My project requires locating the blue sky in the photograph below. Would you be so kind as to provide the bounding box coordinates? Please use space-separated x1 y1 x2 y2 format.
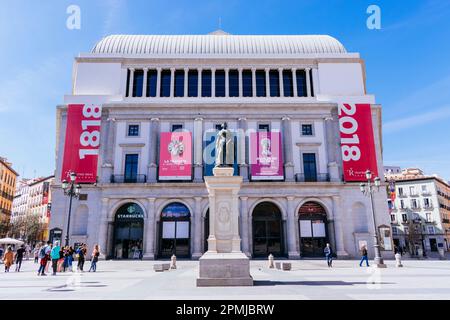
0 0 449 180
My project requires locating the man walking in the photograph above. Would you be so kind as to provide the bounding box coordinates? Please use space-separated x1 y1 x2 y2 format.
15 245 26 272
324 243 333 267
359 245 370 267
37 242 51 276
50 241 61 276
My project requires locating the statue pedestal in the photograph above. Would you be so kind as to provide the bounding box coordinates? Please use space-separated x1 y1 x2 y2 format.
197 167 253 287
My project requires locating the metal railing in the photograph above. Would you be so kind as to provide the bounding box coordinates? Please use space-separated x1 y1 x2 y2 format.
295 173 330 182
110 174 147 183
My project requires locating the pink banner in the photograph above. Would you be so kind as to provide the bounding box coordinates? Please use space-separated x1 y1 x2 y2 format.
338 103 379 181
250 132 283 180
61 104 102 183
158 132 192 180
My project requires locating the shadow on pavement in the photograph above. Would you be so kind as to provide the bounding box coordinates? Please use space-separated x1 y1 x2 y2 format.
254 280 395 286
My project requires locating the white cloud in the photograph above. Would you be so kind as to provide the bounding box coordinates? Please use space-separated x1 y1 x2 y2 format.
383 106 450 134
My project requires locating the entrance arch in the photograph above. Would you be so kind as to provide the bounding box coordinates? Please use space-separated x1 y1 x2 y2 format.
298 201 329 257
158 202 191 258
113 203 144 259
252 202 285 257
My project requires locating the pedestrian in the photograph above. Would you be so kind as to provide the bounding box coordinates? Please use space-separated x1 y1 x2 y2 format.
3 247 14 272
77 243 86 272
57 246 65 272
33 244 40 263
14 244 26 272
37 242 51 276
324 243 333 267
50 241 61 276
89 245 100 272
359 245 369 267
399 246 404 256
68 246 74 271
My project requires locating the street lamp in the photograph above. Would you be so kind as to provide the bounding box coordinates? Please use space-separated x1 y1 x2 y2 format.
360 169 387 268
62 171 81 247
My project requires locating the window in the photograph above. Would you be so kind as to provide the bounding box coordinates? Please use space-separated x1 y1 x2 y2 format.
390 214 396 222
400 200 405 209
282 70 293 97
242 70 253 97
126 69 131 97
147 69 157 97
296 70 307 97
398 187 404 196
302 124 313 136
171 124 183 132
215 70 225 97
427 226 435 234
174 70 185 97
404 226 409 234
303 153 317 182
392 226 398 235
411 199 418 209
124 154 138 182
409 186 416 196
402 213 408 222
258 124 270 132
127 125 139 137
228 70 239 97
424 198 430 208
188 70 198 97
421 185 427 192
255 70 266 97
160 70 171 97
269 70 280 97
426 212 432 222
309 69 314 97
201 70 212 97
132 69 144 97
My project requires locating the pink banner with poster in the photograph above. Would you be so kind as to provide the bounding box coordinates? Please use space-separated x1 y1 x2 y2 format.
158 132 192 180
250 132 283 180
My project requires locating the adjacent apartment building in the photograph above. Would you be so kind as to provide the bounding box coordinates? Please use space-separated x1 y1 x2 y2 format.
50 32 392 260
0 157 19 230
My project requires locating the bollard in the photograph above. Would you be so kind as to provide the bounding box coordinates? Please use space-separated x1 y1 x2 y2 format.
395 253 403 267
268 254 274 268
170 254 177 269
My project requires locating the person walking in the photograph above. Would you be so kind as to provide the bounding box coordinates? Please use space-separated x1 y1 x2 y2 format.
14 244 26 272
3 247 14 272
324 243 333 267
37 242 51 276
359 245 370 267
33 245 40 263
50 241 61 276
77 244 86 272
88 245 100 272
68 246 74 271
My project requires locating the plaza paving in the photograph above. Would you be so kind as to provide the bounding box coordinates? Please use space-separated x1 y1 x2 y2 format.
0 258 449 300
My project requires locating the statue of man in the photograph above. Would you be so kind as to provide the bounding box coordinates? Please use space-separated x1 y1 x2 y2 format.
215 122 234 167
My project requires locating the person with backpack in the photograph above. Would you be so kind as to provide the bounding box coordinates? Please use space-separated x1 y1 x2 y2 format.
14 244 26 272
88 245 100 272
323 243 333 267
359 245 370 267
37 242 51 276
50 241 61 276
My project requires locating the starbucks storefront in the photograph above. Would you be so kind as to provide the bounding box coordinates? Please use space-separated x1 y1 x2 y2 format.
113 203 144 259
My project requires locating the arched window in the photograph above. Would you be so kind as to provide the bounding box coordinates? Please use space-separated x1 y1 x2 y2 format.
113 203 144 260
252 202 285 257
159 202 191 258
299 201 329 257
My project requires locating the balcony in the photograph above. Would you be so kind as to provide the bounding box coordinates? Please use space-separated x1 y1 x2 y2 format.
398 193 407 198
422 191 432 196
110 174 147 183
295 173 330 182
423 205 434 210
410 193 420 198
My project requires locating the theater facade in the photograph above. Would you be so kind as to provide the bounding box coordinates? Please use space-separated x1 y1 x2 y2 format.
50 32 393 260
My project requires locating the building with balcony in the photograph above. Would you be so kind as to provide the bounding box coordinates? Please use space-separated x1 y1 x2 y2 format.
0 157 19 232
386 168 450 254
50 32 391 260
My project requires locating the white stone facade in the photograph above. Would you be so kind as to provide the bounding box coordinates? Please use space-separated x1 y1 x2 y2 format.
49 33 392 260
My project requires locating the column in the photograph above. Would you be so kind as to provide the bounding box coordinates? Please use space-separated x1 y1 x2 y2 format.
265 68 270 97
278 68 284 97
194 117 204 182
128 68 135 98
142 68 148 97
105 222 114 259
192 197 203 259
156 68 161 98
292 68 298 97
238 117 248 182
282 116 295 182
143 198 156 259
97 198 109 259
225 68 229 97
240 196 250 256
170 67 175 98
198 68 202 98
305 67 311 97
148 118 160 183
211 68 216 97
286 196 300 259
184 68 189 97
251 68 256 97
101 116 115 183
238 68 243 97
332 196 349 257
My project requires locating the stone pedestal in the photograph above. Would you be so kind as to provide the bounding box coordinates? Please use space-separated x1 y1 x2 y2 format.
197 167 253 287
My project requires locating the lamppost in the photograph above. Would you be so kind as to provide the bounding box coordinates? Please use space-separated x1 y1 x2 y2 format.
360 169 387 268
62 172 81 247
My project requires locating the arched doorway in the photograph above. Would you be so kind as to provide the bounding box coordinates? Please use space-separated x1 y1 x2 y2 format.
252 202 285 258
113 203 144 259
159 202 191 259
298 201 329 257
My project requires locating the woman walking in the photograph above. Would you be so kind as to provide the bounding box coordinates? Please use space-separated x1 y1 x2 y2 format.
3 247 14 272
88 245 100 272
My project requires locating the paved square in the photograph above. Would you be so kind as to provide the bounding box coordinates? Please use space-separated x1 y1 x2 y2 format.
1 259 449 300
